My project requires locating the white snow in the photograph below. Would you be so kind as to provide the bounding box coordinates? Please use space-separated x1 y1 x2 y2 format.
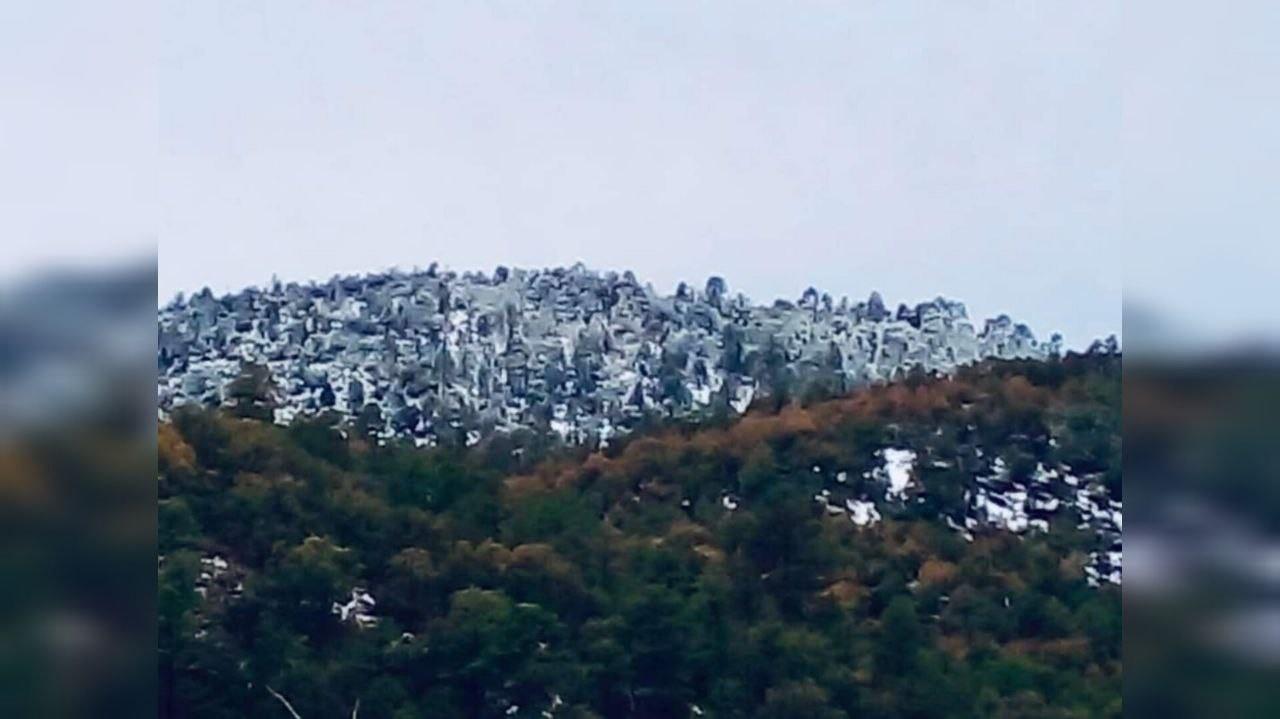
974 488 1030 533
332 587 378 628
877 448 917 500
846 498 882 527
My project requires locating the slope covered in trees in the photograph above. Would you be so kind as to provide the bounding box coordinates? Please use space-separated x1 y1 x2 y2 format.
159 355 1120 718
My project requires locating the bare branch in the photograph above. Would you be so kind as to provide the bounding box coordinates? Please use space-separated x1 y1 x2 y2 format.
265 685 303 719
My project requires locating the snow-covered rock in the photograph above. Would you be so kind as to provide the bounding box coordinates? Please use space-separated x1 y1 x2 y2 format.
158 265 1053 446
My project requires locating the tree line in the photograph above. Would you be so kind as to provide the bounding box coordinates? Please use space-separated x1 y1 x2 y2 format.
160 355 1120 718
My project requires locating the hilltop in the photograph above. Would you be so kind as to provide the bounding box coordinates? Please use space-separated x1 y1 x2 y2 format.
158 264 1066 447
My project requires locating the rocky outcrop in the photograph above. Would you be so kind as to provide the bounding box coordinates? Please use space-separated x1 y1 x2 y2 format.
158 264 1056 445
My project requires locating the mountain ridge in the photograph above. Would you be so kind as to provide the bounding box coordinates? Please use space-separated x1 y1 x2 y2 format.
158 263 1072 447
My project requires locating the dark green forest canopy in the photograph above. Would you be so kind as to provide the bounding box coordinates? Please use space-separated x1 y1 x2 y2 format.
159 356 1121 719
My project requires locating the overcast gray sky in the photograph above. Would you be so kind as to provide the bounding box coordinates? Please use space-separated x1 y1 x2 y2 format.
3 1 156 279
12 3 1280 349
154 2 1124 348
1123 2 1280 346
9 1 1280 350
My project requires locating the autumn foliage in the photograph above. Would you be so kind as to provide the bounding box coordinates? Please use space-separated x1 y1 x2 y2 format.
160 356 1120 718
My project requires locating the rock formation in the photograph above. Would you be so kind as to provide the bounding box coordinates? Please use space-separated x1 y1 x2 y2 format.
158 264 1058 446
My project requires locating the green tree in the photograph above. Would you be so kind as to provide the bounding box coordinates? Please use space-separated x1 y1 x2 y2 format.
759 680 847 719
226 362 277 421
877 596 924 676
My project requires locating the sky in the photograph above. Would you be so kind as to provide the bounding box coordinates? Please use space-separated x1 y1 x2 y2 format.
155 2 1122 348
17 3 1279 350
1122 2 1280 346
2 1 156 279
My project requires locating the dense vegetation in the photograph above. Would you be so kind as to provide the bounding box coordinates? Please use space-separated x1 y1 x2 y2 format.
159 356 1120 718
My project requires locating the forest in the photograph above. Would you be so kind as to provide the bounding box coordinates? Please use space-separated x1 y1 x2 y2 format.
159 355 1121 718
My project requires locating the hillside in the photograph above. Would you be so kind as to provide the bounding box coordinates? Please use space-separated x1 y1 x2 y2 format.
159 354 1120 718
158 265 1064 447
